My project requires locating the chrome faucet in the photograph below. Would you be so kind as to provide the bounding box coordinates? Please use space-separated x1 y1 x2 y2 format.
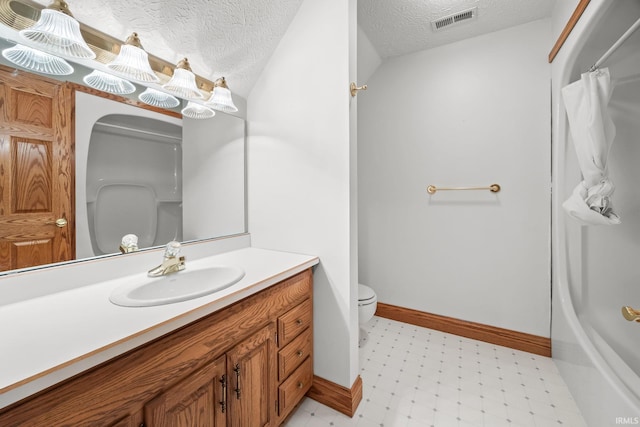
148 241 186 277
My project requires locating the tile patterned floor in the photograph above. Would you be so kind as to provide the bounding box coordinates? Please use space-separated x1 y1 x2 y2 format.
284 316 586 427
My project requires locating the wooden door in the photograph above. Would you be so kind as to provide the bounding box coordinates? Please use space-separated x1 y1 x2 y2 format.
0 65 74 272
227 323 277 427
144 354 227 427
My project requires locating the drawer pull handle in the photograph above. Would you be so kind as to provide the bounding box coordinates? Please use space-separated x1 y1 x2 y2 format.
296 319 303 326
297 381 304 389
219 374 227 413
297 350 304 357
233 364 241 399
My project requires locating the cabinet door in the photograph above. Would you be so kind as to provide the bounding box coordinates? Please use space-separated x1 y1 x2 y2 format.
144 354 227 427
109 413 142 427
227 323 277 427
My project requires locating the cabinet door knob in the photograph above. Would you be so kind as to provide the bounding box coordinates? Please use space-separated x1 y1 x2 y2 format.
297 350 304 357
296 319 303 326
297 382 304 389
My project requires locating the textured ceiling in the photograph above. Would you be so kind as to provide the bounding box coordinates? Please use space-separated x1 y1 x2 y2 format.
359 0 555 59
33 0 304 98
30 0 554 99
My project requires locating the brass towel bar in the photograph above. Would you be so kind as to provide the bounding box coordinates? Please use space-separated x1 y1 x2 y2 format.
426 184 501 195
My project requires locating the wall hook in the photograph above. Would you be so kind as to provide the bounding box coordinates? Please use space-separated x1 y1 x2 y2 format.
350 82 367 97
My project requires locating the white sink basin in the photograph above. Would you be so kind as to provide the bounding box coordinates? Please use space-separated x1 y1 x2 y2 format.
109 265 245 307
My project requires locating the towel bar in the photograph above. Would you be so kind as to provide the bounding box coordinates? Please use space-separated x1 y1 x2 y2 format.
426 184 501 195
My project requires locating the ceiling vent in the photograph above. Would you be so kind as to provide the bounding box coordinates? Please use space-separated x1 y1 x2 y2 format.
431 7 478 31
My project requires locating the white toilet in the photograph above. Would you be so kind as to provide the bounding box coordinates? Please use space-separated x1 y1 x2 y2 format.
358 284 378 324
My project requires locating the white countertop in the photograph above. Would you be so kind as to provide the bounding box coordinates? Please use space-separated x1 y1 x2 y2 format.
0 247 318 409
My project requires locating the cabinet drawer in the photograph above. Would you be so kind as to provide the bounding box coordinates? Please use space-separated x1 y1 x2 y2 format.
278 356 313 418
278 327 312 382
278 298 312 348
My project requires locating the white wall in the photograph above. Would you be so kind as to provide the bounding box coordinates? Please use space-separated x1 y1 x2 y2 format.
247 0 358 388
183 113 246 240
357 26 382 84
348 0 359 385
551 0 581 49
358 19 552 337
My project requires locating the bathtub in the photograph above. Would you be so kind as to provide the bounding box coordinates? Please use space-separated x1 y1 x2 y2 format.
552 0 640 425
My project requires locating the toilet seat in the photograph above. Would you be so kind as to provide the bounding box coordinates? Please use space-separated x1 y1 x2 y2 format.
358 284 377 306
359 297 376 306
358 284 377 326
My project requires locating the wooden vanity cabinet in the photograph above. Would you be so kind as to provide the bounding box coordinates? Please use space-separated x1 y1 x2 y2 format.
275 298 313 422
226 323 277 427
144 353 227 427
0 269 313 427
145 323 277 427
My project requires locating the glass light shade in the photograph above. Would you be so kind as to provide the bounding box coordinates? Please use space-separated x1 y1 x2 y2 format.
138 88 180 108
107 44 159 83
83 70 136 95
181 101 215 119
2 44 73 75
205 85 238 113
19 9 95 60
163 67 203 99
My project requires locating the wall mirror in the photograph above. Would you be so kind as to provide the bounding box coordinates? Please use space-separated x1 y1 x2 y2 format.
0 32 247 274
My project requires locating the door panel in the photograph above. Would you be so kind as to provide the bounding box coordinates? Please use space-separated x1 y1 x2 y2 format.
0 66 74 271
13 137 52 212
11 87 53 127
227 323 276 427
144 354 227 427
13 239 53 269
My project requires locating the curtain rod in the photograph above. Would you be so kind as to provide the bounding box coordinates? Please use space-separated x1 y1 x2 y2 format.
589 15 640 72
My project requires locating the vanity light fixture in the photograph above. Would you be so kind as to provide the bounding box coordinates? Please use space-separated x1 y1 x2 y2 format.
83 69 136 95
107 32 159 83
138 87 180 109
181 101 215 119
0 0 242 113
19 0 95 60
163 58 204 99
2 43 73 75
205 77 238 113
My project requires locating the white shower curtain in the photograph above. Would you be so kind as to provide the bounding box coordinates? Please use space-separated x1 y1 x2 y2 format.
562 67 620 225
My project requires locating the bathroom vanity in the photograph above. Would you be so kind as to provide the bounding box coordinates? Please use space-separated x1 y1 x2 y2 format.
0 246 318 426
